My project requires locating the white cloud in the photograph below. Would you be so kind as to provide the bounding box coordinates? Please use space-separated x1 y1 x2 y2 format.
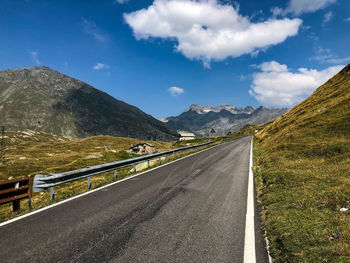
323 11 333 25
168 86 184 96
113 0 129 4
271 7 284 17
326 57 350 64
239 74 248 81
311 55 350 65
81 17 108 42
273 0 336 16
344 17 350 22
310 46 350 65
124 0 302 66
249 61 343 106
258 60 288 72
93 63 110 70
30 51 40 65
310 54 333 62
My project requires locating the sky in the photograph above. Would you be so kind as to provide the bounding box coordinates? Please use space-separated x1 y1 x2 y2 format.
0 0 349 118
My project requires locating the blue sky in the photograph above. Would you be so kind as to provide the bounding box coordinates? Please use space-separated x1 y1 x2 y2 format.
0 0 349 118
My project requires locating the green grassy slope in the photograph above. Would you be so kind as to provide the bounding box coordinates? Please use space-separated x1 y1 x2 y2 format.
255 64 350 261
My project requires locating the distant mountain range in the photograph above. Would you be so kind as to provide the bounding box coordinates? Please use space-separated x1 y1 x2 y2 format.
163 104 289 137
0 66 178 141
183 104 255 115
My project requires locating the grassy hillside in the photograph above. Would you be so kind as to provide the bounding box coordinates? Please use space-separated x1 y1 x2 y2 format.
255 64 350 261
227 122 271 137
0 130 173 181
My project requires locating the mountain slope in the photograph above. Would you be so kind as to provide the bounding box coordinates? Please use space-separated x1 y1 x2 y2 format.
0 66 178 141
165 104 288 137
254 64 350 261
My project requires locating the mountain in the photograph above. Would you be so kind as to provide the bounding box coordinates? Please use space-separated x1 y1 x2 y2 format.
0 66 178 141
183 104 255 115
164 104 288 137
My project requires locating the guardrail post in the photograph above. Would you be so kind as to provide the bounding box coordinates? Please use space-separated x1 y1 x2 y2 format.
114 169 117 180
88 176 92 189
13 200 20 212
147 160 150 168
28 197 32 210
133 164 136 173
50 186 55 200
168 155 170 161
158 157 161 165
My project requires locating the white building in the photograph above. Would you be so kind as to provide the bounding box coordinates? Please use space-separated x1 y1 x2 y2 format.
178 131 195 141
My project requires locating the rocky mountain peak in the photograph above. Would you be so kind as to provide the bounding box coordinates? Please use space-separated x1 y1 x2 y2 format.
185 104 256 115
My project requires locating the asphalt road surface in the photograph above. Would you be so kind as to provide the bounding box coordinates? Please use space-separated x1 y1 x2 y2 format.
0 136 268 262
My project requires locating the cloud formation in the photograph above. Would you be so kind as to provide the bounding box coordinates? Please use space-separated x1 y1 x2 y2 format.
124 0 302 65
323 11 333 25
93 63 110 70
249 61 343 106
326 57 350 64
310 46 350 65
168 86 184 96
113 0 129 4
82 17 108 42
272 0 336 16
30 51 40 65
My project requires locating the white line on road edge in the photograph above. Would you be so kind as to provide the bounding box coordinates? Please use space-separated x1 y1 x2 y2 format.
0 140 236 227
265 230 273 263
244 137 256 263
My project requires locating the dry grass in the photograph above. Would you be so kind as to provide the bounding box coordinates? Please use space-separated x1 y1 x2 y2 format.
0 130 173 180
254 65 350 262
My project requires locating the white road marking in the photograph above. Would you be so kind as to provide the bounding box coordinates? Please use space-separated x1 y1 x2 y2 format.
244 137 256 263
265 230 273 263
0 140 233 227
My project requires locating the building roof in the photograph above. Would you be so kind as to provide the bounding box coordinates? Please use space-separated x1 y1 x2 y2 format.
178 131 195 137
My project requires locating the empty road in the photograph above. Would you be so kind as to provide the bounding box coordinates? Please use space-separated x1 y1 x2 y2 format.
0 137 268 262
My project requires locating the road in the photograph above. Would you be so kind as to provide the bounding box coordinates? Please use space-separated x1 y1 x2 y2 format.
0 137 268 262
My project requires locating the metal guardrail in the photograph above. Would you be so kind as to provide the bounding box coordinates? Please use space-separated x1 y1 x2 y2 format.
33 141 215 200
0 177 32 211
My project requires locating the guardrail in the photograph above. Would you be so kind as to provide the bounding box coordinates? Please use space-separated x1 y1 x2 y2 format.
33 140 215 200
0 177 32 211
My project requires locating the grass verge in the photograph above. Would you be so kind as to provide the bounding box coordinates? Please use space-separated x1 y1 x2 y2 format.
254 138 350 262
